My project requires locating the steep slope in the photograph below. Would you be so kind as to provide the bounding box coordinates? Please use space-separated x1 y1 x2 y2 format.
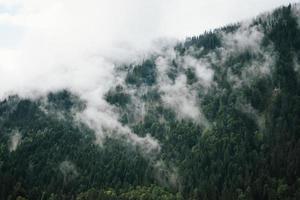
1 4 300 200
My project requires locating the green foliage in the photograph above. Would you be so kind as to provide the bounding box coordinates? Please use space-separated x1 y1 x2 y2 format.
1 4 300 200
184 31 222 53
0 96 155 199
126 60 157 86
76 185 180 200
105 85 131 107
185 68 198 85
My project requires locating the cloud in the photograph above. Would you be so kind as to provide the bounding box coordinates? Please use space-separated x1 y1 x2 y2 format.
0 0 295 156
155 48 213 124
59 160 79 184
160 74 200 120
154 160 180 190
0 0 164 154
220 23 275 88
9 130 21 152
222 23 264 53
181 55 214 87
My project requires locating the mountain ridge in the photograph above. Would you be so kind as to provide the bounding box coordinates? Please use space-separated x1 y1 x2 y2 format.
1 3 300 200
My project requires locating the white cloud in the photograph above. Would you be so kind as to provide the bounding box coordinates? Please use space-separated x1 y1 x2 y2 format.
59 160 79 184
160 75 200 120
154 47 213 123
222 23 264 53
0 0 164 153
181 55 214 87
0 0 295 152
9 130 21 152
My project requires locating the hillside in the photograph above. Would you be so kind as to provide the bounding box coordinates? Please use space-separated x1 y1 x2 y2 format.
1 4 300 200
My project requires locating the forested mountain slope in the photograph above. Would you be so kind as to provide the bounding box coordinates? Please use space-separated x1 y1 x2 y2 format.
1 4 300 200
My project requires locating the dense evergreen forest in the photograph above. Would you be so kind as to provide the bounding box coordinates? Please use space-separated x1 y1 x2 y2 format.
1 4 300 200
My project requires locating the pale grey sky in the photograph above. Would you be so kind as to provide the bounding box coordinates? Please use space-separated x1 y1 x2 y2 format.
0 0 297 147
0 0 298 49
0 0 297 99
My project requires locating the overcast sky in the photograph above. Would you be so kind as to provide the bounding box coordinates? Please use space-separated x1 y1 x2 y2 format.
0 0 298 99
0 0 298 49
0 0 298 145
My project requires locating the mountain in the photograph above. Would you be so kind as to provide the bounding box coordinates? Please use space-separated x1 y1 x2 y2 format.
1 3 300 200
